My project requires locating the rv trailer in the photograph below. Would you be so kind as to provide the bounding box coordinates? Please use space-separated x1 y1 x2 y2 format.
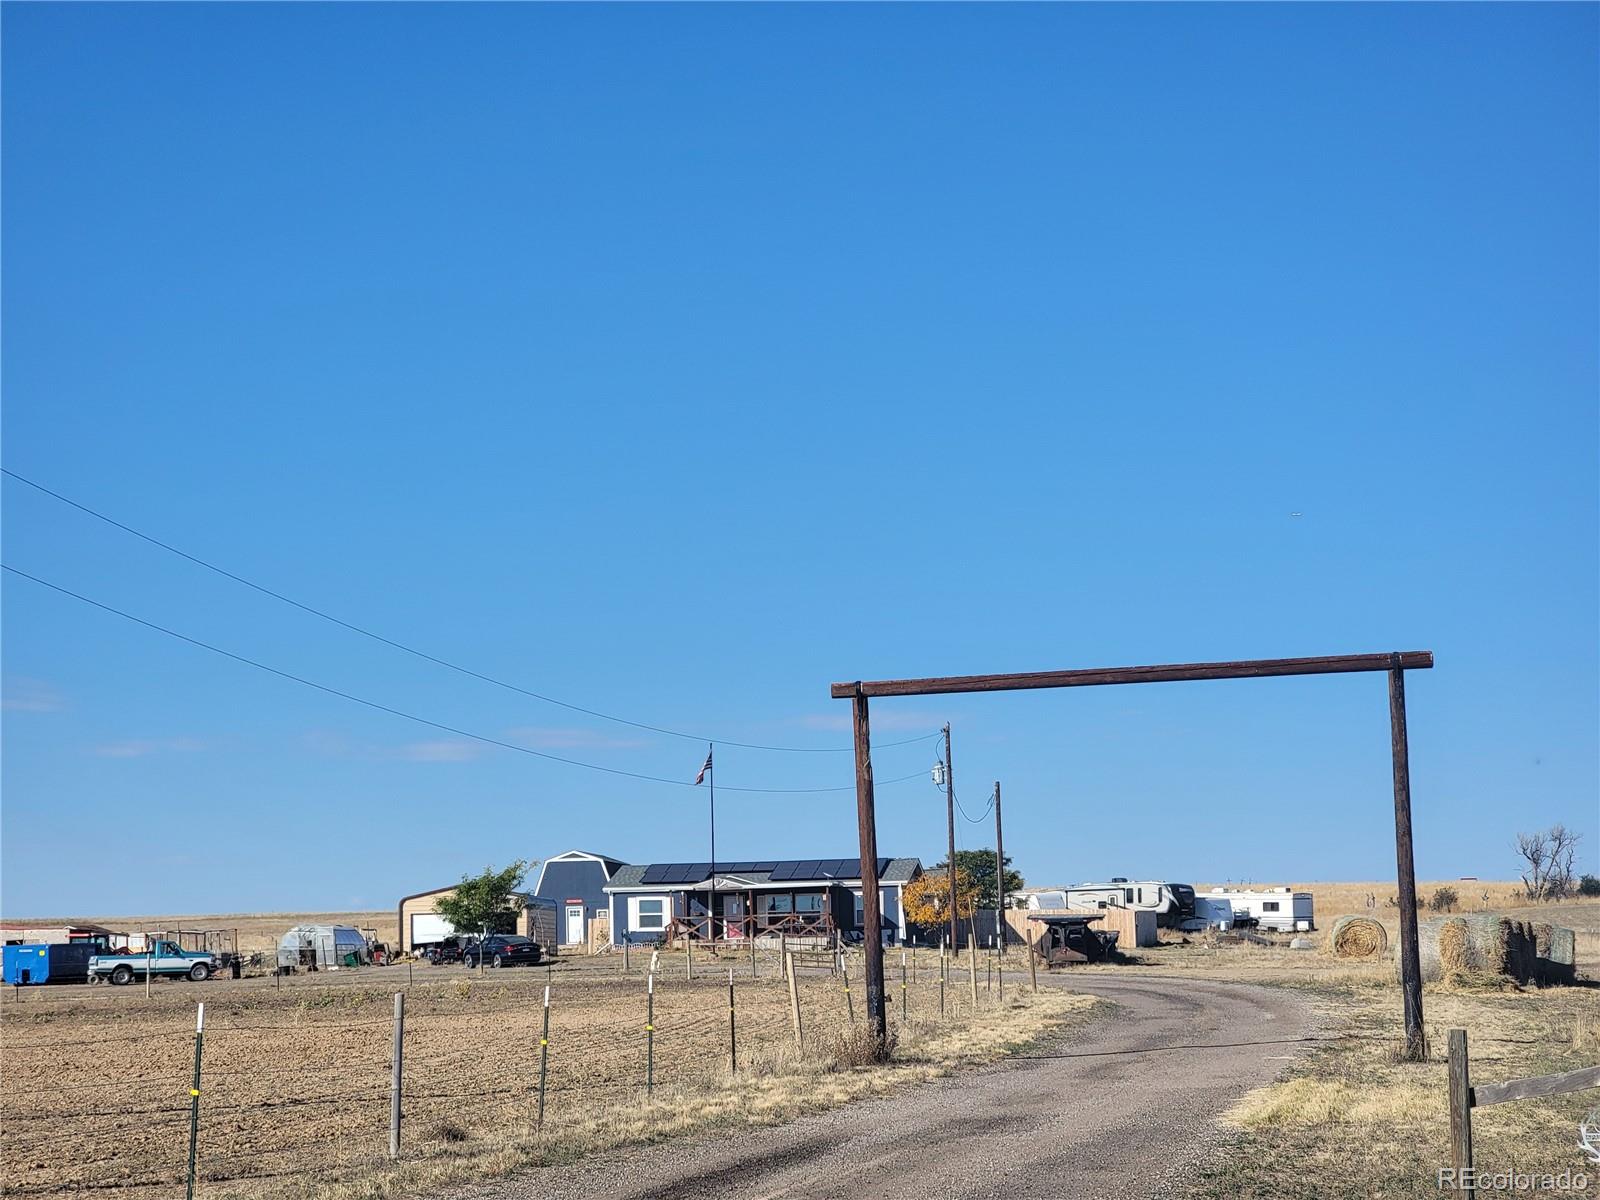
1061 879 1197 929
1206 887 1314 932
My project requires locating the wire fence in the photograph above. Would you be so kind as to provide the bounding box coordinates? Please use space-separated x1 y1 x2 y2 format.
2 944 1027 1199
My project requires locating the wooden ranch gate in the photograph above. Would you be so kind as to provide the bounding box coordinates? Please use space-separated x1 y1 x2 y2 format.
832 651 1435 1058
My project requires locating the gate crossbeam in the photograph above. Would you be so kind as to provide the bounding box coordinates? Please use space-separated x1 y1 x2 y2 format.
833 650 1434 1060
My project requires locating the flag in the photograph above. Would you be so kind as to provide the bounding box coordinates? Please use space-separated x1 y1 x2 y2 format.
694 747 713 785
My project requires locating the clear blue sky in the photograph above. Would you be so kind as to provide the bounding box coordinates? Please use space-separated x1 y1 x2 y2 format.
3 4 1595 917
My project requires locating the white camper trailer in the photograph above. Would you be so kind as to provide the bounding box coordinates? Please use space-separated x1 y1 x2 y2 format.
1183 896 1234 932
1024 891 1069 911
1062 879 1197 929
1207 887 1314 932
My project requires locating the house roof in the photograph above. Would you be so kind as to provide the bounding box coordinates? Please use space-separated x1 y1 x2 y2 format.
606 857 921 891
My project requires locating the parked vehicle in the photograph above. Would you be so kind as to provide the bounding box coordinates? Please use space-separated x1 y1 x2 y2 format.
1206 887 1314 932
461 935 543 968
1061 879 1197 928
422 936 467 965
89 940 216 985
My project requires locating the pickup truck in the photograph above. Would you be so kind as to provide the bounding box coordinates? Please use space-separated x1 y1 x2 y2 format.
89 940 216 985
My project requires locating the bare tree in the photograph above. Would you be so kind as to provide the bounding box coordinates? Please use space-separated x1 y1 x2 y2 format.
1515 825 1583 902
1546 824 1581 900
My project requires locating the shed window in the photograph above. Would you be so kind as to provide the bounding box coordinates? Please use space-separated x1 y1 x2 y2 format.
631 898 667 930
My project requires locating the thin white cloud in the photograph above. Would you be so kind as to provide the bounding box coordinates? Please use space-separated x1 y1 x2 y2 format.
92 737 206 759
3 677 66 713
301 730 484 763
506 727 651 750
398 740 482 763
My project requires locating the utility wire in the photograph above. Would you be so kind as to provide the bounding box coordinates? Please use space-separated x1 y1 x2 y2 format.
955 786 995 824
1 468 936 754
1 564 925 795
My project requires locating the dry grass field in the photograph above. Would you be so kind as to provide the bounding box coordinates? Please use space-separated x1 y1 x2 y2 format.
0 948 1093 1200
16 912 399 957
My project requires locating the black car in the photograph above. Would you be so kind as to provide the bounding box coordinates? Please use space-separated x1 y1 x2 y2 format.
461 935 543 968
422 936 467 965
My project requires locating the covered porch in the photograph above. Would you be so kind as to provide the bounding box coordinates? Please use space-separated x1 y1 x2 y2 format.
663 878 855 946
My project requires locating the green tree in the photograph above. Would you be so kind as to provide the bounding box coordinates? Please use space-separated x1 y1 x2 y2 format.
930 849 1024 909
434 861 530 936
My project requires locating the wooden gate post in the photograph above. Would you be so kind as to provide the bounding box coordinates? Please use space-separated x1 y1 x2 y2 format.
848 686 889 1054
1389 656 1426 1060
1447 1028 1474 1197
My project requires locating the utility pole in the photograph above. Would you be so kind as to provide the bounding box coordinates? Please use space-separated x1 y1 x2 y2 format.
993 780 1007 951
943 724 959 955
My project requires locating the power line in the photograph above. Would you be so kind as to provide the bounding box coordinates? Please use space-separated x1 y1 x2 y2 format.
954 786 994 824
1 564 926 795
1 468 936 754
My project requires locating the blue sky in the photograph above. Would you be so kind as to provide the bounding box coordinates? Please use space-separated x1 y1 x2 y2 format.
3 4 1595 916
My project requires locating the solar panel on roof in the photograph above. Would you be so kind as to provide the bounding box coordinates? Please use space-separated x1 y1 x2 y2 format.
640 864 672 884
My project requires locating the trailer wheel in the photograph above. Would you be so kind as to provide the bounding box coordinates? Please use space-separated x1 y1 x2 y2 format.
110 964 134 986
188 962 211 981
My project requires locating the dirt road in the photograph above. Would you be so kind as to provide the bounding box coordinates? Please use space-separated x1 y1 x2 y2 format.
457 974 1319 1200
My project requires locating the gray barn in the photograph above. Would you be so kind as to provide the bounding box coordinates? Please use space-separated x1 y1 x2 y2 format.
533 850 628 949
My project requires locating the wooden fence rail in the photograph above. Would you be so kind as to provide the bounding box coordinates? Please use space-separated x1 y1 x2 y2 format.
1446 1027 1600 1199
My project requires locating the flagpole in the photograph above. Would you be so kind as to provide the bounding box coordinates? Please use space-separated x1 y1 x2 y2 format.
708 743 716 943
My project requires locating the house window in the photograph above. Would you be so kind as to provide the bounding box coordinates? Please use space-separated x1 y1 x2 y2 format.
1263 901 1280 913
795 893 824 913
631 897 667 930
766 894 793 914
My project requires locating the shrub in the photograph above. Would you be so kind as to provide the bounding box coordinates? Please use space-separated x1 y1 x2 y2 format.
1428 886 1459 913
1578 874 1600 898
831 1023 898 1067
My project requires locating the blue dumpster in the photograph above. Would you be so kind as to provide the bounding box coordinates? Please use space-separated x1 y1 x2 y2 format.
3 942 94 985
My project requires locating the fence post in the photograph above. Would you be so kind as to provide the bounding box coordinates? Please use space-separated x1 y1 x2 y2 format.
185 1003 204 1200
646 973 655 1095
900 950 908 1023
1448 1028 1475 1198
686 933 693 981
785 951 803 1047
997 940 1004 1000
389 992 404 1158
842 964 856 1024
536 985 551 1133
750 931 757 978
968 932 979 1009
1029 933 1038 993
623 938 630 973
727 968 737 1074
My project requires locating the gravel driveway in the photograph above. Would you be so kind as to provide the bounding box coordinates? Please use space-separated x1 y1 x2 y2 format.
454 973 1318 1200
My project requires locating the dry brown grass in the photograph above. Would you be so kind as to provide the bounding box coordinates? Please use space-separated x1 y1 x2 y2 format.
1198 980 1600 1198
0 953 1095 1200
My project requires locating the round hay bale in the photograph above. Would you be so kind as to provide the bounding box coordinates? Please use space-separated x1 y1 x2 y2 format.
1438 918 1473 976
1330 915 1388 959
1406 913 1537 983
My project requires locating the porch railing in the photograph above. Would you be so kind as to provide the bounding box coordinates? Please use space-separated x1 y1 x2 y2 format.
666 912 837 944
